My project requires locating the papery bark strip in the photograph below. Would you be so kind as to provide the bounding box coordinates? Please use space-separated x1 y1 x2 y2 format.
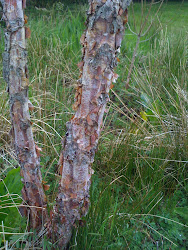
50 0 131 247
1 0 48 229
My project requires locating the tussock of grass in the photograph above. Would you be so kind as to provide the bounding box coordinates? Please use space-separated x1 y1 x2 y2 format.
0 1 187 249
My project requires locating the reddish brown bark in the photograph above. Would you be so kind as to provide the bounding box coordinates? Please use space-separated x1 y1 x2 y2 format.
2 0 131 246
49 0 131 247
1 0 48 229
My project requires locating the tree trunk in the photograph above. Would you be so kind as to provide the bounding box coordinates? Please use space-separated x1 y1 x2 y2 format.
1 0 48 229
50 0 131 247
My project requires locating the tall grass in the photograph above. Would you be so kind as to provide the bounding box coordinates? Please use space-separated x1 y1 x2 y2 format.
0 2 187 248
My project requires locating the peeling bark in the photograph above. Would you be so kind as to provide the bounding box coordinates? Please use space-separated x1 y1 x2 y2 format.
50 0 131 247
1 0 48 229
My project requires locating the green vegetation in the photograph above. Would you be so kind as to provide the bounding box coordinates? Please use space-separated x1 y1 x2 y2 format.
0 1 187 249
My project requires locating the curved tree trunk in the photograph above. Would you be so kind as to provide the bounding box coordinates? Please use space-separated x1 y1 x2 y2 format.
1 0 48 229
50 0 131 247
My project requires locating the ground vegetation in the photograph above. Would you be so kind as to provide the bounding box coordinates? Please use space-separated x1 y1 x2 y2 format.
0 1 187 249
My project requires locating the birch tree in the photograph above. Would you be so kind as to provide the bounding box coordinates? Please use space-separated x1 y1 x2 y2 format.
1 0 47 228
50 0 131 247
1 0 132 248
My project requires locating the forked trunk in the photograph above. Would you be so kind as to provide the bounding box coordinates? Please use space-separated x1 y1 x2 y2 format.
50 0 131 247
1 0 48 229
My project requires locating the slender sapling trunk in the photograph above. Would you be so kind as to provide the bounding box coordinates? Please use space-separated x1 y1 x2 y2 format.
1 0 48 229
